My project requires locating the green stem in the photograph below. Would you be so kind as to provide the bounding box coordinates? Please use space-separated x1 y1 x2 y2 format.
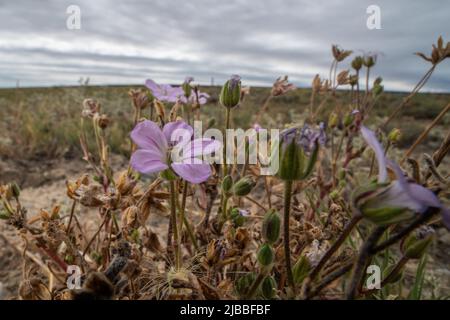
283 180 295 293
169 180 181 270
223 107 231 177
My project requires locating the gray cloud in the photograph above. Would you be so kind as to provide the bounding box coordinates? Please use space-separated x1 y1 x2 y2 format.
0 0 449 91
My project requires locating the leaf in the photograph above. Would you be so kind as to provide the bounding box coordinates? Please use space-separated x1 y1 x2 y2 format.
408 254 428 300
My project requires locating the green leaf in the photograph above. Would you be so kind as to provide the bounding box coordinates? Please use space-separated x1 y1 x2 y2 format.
408 255 428 300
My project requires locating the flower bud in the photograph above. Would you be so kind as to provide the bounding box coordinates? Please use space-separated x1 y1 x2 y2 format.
388 128 401 144
292 255 311 285
232 176 255 197
401 226 434 259
220 75 241 108
351 56 363 71
363 55 376 68
229 208 247 228
8 182 20 198
353 184 416 225
235 272 256 297
257 243 274 267
222 175 233 194
182 77 194 98
261 276 277 299
262 209 281 244
372 84 384 97
279 136 305 181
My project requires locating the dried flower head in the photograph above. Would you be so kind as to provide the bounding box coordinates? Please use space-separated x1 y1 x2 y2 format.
271 75 296 96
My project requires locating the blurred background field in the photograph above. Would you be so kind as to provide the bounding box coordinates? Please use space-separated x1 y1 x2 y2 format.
1 85 449 162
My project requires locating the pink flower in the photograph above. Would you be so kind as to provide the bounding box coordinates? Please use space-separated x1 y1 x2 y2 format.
130 120 221 184
145 79 184 103
360 126 449 228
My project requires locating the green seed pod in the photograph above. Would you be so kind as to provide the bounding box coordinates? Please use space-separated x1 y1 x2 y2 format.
261 276 277 299
292 255 311 285
220 75 241 108
262 210 281 244
257 243 274 267
232 176 255 197
222 175 233 194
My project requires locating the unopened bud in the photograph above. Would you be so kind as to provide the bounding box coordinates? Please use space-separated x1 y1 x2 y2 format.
229 208 247 228
261 276 277 299
232 176 255 197
292 255 311 284
222 175 233 194
351 56 363 71
262 209 281 244
257 243 274 267
220 75 241 108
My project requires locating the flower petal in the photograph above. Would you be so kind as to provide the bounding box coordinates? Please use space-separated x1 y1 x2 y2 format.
361 126 387 182
171 162 212 184
162 121 193 145
130 120 168 153
180 138 221 160
130 149 168 174
145 79 160 94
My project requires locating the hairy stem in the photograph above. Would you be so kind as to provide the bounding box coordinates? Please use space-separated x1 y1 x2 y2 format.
283 180 295 292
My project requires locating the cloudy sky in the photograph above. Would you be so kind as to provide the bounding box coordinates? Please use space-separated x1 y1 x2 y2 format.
1 0 449 91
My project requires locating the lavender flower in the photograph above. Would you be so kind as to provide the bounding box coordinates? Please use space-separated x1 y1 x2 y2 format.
145 79 184 103
358 126 449 228
130 120 220 184
281 123 326 153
